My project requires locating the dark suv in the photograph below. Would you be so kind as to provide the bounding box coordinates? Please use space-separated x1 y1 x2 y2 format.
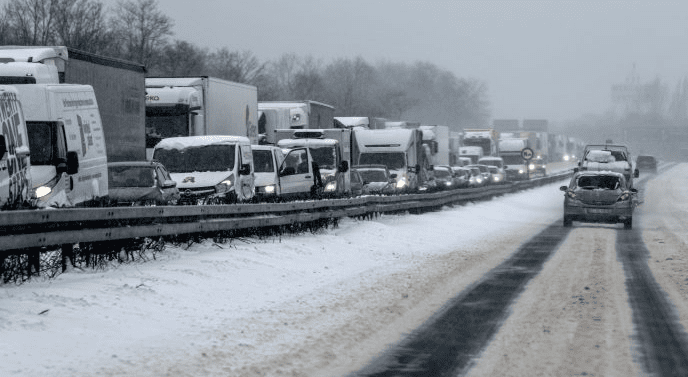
636 155 657 173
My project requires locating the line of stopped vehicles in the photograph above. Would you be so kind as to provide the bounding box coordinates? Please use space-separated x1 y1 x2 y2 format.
0 45 657 214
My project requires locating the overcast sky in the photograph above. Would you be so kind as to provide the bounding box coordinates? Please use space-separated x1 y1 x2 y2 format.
10 0 688 123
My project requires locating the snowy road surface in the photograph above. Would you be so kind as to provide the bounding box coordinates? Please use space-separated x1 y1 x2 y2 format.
2 164 688 376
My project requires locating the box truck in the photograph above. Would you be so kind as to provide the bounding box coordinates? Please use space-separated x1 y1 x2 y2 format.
0 46 146 162
258 101 335 144
145 77 259 158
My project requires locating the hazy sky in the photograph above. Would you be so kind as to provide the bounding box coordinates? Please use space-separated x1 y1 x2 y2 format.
11 0 688 123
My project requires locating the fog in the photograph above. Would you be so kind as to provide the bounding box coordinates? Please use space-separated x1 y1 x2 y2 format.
127 0 688 124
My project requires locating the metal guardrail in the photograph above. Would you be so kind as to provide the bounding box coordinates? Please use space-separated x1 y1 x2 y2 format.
0 171 572 254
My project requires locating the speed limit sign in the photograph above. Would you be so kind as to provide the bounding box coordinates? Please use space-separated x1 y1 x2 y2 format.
521 147 534 160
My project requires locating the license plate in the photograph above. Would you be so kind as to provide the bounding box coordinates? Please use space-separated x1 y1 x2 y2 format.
588 208 611 214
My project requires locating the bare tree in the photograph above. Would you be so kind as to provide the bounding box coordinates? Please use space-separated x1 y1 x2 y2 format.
152 40 208 77
323 56 377 116
206 48 266 85
109 0 173 67
1 0 59 45
52 0 111 54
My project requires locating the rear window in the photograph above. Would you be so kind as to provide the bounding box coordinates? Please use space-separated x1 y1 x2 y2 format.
637 156 656 163
576 175 622 190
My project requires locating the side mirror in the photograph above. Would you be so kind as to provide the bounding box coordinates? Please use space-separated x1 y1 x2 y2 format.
162 180 177 188
66 151 79 175
390 173 397 179
634 168 639 178
630 188 638 193
573 167 579 173
338 160 349 173
239 163 251 176
559 185 568 191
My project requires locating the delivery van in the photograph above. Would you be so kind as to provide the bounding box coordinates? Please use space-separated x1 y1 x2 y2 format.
0 86 32 209
152 135 255 204
14 84 108 208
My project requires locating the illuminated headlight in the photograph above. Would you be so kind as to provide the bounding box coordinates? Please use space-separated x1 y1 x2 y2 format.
563 155 570 161
476 177 483 183
445 181 452 186
493 176 501 182
264 184 276 194
617 192 631 202
418 185 428 191
215 178 233 193
518 169 525 174
529 163 535 170
396 177 407 189
34 186 52 198
324 181 337 192
566 191 577 199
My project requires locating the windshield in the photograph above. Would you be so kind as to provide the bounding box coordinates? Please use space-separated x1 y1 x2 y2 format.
145 114 188 148
359 152 406 170
252 150 275 173
109 166 155 188
501 155 524 165
433 169 451 178
577 175 622 190
309 146 337 170
153 145 236 173
359 169 388 182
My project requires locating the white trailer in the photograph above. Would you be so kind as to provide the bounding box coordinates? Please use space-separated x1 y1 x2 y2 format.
145 77 258 158
258 101 335 144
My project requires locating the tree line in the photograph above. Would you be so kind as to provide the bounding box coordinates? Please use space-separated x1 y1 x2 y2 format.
0 0 490 131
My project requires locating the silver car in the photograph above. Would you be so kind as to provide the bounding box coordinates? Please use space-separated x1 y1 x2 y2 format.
560 171 637 229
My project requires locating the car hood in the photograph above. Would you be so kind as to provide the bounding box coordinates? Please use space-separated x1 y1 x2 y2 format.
108 187 175 204
575 188 622 205
169 171 232 189
363 181 391 193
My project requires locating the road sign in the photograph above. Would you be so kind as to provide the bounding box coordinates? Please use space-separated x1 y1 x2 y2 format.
521 147 534 160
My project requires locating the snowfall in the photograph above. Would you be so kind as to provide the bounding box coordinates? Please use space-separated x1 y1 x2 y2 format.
0 180 568 376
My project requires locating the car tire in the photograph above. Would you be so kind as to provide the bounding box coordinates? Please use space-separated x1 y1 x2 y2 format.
563 215 572 227
624 217 633 230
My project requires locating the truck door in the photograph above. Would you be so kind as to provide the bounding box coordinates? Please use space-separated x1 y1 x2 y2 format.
279 148 313 198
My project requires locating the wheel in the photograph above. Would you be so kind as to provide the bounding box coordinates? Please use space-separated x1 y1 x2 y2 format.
624 217 633 229
563 215 572 227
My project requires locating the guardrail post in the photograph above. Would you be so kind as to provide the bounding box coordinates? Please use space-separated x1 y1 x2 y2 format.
61 244 74 272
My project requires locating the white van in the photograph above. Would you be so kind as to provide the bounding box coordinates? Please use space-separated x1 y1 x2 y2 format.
14 84 108 208
152 136 255 204
0 86 32 210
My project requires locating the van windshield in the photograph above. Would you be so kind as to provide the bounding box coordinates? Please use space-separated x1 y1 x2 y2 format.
252 149 275 173
309 146 336 170
153 145 236 173
359 152 406 170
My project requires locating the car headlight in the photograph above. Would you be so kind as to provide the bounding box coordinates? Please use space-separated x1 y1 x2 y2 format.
215 177 234 194
529 164 535 170
566 191 577 199
34 186 52 198
617 192 631 202
396 177 407 189
264 184 276 194
445 181 452 186
324 181 337 192
518 169 525 174
493 176 501 182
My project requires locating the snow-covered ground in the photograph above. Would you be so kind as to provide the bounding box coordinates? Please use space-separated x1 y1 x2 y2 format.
0 181 567 376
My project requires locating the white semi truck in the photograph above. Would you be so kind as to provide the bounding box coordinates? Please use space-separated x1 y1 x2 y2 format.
145 77 258 158
353 128 431 193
